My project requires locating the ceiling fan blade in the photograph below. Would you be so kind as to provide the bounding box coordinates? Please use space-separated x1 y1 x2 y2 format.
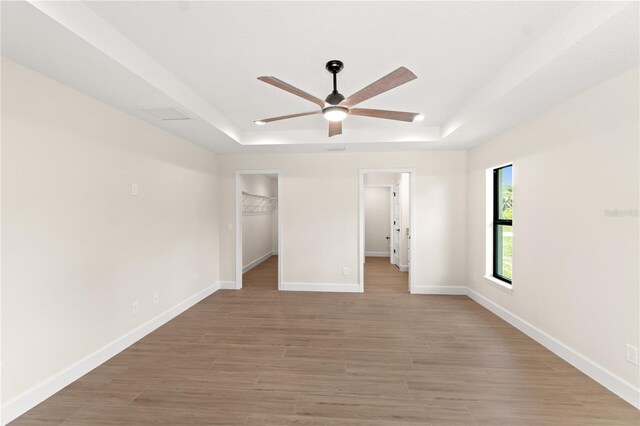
258 76 326 108
350 108 419 122
328 121 342 137
256 110 320 123
341 67 417 108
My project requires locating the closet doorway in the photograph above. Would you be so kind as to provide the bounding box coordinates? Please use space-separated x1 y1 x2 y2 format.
359 169 414 293
235 171 282 290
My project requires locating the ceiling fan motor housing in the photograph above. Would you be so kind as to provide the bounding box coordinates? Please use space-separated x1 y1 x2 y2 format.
325 92 345 105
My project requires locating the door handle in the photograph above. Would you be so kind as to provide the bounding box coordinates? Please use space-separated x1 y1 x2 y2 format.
396 229 400 232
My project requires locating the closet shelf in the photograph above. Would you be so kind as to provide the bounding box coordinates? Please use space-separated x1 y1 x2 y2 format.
242 191 278 213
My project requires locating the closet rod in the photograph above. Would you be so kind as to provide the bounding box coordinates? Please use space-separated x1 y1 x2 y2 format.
242 191 278 201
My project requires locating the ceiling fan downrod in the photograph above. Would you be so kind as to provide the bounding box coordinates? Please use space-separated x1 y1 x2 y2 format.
325 60 345 105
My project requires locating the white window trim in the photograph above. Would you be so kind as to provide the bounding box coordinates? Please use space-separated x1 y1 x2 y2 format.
483 275 514 294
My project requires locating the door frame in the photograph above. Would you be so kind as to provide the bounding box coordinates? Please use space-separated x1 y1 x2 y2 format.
236 170 282 290
359 169 416 293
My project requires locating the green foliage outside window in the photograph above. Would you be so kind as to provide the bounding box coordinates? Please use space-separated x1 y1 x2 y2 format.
502 185 512 220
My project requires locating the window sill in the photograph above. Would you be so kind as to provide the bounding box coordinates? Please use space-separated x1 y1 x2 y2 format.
483 276 513 294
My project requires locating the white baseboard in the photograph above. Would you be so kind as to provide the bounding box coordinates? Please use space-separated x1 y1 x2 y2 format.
411 285 467 295
271 250 278 255
466 288 640 410
0 282 220 425
282 282 361 293
242 251 273 273
365 251 390 257
399 264 409 272
219 281 238 290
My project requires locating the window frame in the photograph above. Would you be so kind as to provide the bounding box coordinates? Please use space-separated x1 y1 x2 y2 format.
493 165 512 284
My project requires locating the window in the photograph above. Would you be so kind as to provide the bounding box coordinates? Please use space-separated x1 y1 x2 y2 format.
493 165 512 284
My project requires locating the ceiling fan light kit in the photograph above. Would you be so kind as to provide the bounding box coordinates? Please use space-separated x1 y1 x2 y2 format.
255 60 420 137
323 106 348 122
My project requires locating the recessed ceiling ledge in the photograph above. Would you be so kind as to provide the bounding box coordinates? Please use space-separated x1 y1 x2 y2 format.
241 126 441 146
440 1 632 141
26 0 242 143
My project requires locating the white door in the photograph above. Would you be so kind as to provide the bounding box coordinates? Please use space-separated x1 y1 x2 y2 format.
392 183 401 267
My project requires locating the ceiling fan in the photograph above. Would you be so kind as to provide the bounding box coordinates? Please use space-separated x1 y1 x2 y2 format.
254 60 421 137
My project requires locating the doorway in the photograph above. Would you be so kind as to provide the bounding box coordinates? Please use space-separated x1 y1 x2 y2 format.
236 171 282 290
360 170 413 293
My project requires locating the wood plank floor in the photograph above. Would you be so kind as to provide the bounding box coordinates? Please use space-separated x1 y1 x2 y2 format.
244 256 278 289
12 260 638 425
363 256 407 293
242 256 408 293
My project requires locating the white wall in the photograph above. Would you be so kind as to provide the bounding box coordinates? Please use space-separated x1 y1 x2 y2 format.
364 187 390 256
218 152 467 291
241 174 277 271
1 59 220 407
467 68 639 395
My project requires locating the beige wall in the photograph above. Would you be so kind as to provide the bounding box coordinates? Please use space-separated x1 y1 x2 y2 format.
364 173 397 186
467 67 639 388
218 152 468 289
1 59 220 403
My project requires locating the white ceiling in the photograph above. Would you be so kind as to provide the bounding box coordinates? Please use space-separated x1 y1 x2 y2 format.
1 1 638 154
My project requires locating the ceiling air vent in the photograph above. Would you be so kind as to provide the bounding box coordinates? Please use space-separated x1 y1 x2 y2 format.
141 107 191 121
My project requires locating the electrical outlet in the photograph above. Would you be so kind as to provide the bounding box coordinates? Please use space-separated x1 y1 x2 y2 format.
194 274 200 283
227 223 233 231
132 302 139 315
626 344 638 365
342 267 349 276
153 293 159 304
131 183 138 196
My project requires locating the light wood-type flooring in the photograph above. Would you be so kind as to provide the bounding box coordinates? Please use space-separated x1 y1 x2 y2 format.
242 256 408 293
12 257 638 425
243 255 279 289
363 256 408 293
